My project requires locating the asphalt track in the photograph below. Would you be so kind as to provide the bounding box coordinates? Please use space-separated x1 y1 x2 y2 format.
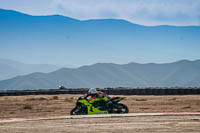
1 112 200 123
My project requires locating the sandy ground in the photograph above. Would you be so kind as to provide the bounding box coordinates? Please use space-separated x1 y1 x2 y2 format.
0 94 200 132
0 94 200 119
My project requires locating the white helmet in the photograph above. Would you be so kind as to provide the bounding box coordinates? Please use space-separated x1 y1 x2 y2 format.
88 88 98 94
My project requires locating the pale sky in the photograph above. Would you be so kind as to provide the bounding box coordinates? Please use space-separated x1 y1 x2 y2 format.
0 0 200 26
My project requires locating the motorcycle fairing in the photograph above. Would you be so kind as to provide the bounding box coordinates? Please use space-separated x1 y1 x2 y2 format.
77 97 108 115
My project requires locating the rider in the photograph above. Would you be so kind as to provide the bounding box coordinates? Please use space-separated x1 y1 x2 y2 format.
85 88 111 109
84 88 99 98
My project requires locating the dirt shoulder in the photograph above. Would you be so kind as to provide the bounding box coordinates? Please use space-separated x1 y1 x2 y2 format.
0 94 200 119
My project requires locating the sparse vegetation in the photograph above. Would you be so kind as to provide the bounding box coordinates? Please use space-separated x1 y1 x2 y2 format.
169 98 177 101
139 108 150 110
23 105 32 110
26 97 48 101
65 97 74 102
9 112 15 114
182 106 191 109
135 98 147 101
39 97 48 101
52 96 59 100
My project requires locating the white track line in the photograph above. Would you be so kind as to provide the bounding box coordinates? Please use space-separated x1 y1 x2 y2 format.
1 112 200 123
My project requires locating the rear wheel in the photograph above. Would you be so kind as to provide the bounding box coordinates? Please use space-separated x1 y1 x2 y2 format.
111 103 129 114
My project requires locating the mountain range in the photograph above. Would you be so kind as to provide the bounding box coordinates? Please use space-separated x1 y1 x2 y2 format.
1 9 200 90
1 8 200 66
0 58 63 81
0 59 200 90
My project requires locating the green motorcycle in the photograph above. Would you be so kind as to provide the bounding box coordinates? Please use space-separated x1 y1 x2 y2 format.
70 96 129 115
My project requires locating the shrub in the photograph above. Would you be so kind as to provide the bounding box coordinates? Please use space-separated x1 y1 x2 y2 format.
38 97 48 101
23 105 32 110
135 98 147 101
52 96 59 100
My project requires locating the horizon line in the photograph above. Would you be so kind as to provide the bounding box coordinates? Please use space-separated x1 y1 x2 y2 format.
1 58 199 68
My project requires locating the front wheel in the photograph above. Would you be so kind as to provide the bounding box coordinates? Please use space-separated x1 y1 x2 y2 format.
110 103 129 114
70 106 87 115
70 107 78 115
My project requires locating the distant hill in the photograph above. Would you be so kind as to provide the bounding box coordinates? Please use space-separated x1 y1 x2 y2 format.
0 58 61 80
0 60 200 90
0 9 200 65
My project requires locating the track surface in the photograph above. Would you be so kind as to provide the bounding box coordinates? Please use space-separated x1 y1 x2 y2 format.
1 112 200 123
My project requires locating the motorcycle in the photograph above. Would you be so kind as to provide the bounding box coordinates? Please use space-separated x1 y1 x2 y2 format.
70 95 129 115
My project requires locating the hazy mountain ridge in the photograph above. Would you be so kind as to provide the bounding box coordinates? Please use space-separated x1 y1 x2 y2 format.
0 60 200 90
0 58 61 80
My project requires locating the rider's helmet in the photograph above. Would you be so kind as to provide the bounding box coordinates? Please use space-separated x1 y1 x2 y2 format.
88 88 98 94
